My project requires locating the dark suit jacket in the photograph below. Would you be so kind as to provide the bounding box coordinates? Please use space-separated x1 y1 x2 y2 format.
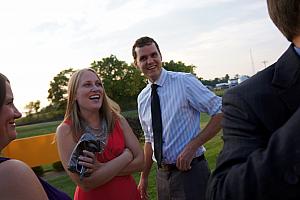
206 44 300 200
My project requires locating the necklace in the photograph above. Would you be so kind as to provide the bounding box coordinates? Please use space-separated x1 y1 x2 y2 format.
86 125 103 137
88 126 101 132
84 119 108 144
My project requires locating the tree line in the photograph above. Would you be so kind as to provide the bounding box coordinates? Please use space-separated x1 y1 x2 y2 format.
21 55 232 125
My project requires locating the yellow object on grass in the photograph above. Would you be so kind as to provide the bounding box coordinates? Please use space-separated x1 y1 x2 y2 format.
2 133 60 167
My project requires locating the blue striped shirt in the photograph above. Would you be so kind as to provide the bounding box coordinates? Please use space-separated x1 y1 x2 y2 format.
137 68 222 164
294 45 300 56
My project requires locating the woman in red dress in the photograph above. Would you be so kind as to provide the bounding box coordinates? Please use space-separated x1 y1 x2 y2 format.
56 68 144 200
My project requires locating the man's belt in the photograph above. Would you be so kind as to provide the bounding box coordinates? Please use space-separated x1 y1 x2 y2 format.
159 154 205 171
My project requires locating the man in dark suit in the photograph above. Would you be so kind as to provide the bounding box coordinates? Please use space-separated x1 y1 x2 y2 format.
206 0 300 199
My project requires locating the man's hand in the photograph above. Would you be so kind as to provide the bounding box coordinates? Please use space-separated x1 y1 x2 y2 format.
176 142 197 171
176 113 222 171
138 177 149 200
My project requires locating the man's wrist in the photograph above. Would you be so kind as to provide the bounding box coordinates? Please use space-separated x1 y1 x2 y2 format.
140 172 149 180
188 139 201 152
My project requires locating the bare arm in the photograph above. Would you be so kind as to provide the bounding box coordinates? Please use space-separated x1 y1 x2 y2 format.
56 123 133 191
0 159 48 200
117 116 144 175
176 112 223 171
138 142 153 200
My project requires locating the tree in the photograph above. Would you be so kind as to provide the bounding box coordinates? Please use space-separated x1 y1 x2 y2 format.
47 68 74 110
24 102 34 116
91 55 146 110
233 74 240 79
224 74 230 82
33 100 40 113
24 100 40 116
163 60 196 75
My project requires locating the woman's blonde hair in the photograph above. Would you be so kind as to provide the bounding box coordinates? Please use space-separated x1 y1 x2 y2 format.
64 68 120 141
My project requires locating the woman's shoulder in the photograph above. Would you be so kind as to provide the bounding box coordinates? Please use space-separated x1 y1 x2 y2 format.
56 121 71 136
56 122 76 145
0 159 29 171
0 159 37 183
115 114 126 128
0 159 49 199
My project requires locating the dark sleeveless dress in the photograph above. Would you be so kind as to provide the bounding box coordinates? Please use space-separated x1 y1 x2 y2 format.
0 157 71 200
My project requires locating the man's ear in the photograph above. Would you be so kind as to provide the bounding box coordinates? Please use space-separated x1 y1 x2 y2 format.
134 60 138 68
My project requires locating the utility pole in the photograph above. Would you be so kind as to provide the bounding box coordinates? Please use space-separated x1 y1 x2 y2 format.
250 48 255 75
262 60 268 68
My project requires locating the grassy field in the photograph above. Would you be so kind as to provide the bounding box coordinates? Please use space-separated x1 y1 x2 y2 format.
45 132 223 199
17 112 223 199
16 121 61 138
16 110 139 139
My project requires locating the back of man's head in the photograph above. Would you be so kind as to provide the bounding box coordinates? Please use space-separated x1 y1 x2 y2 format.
132 36 162 60
267 0 300 42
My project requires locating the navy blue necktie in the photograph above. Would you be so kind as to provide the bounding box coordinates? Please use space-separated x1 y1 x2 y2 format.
151 84 163 167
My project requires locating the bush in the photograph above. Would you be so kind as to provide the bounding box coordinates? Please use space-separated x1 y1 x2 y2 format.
16 110 64 126
125 117 143 141
213 88 226 97
32 166 44 176
52 161 64 171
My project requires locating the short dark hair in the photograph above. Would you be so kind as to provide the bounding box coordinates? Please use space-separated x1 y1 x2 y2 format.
0 73 9 108
267 0 300 42
132 36 162 60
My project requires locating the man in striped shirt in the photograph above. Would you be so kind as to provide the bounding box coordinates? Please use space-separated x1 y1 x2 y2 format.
132 36 223 200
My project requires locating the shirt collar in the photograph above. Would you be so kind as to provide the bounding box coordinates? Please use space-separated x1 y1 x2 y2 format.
293 45 300 56
147 68 167 87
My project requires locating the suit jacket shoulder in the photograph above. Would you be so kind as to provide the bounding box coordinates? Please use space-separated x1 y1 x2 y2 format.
207 44 300 200
224 44 300 133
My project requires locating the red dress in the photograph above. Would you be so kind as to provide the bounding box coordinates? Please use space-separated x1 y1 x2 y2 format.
73 120 141 200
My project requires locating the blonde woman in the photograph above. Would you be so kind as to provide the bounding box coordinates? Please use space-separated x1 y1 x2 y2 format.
56 68 144 200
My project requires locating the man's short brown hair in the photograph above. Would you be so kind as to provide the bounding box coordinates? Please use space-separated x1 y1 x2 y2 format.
267 0 300 42
132 36 162 60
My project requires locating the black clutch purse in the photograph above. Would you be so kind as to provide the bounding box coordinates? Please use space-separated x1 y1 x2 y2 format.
67 132 105 179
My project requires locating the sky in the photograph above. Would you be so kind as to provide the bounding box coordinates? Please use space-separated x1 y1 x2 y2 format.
0 0 290 114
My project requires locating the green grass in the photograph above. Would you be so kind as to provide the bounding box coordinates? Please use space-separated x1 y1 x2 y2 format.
46 174 76 198
44 165 159 199
44 133 222 199
200 114 224 170
122 110 138 118
16 121 61 139
204 132 223 170
214 88 226 97
15 110 138 139
16 112 223 199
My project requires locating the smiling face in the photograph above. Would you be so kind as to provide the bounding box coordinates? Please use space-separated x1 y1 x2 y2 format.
0 81 22 149
134 42 163 83
75 70 104 113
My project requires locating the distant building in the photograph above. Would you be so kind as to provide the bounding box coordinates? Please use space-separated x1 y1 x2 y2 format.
228 79 238 88
213 75 250 91
215 82 229 90
238 75 250 84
